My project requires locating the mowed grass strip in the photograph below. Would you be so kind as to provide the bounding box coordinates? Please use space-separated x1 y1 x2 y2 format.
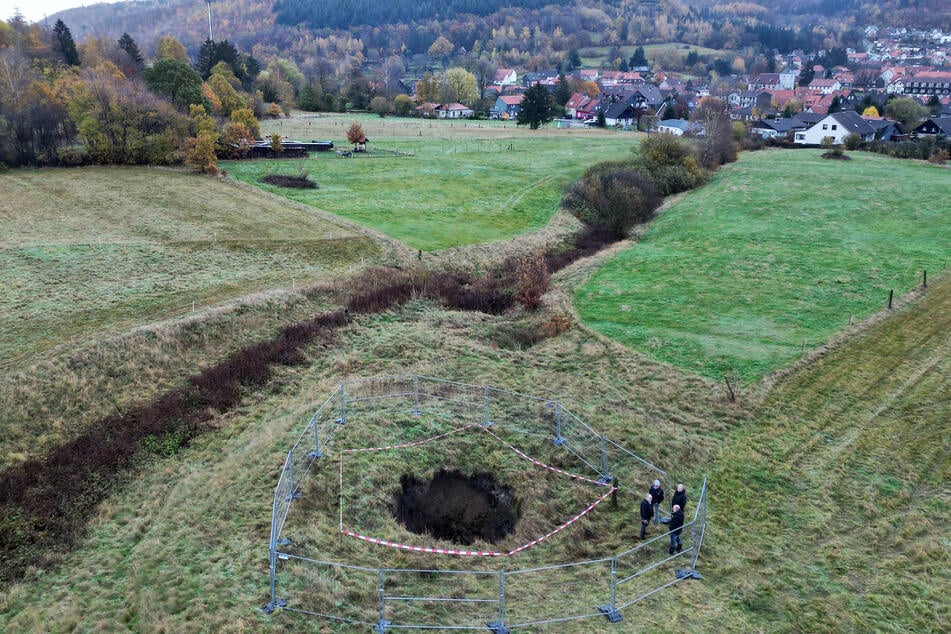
0 167 378 366
227 121 637 251
575 150 951 380
707 272 950 631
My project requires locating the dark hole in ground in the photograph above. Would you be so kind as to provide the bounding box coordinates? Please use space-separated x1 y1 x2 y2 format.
392 469 518 545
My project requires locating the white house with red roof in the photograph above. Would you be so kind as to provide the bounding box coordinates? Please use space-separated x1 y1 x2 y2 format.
494 68 517 86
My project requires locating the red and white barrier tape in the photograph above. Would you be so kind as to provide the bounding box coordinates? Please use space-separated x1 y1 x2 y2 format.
479 426 608 487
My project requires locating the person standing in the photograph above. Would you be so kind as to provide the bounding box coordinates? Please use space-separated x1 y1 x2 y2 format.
671 483 687 513
668 504 684 554
649 480 664 523
640 493 653 539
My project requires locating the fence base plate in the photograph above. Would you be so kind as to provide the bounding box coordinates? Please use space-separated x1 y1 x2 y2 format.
675 568 702 580
373 618 391 633
261 598 287 614
487 621 510 634
552 436 566 446
598 605 623 622
307 450 324 459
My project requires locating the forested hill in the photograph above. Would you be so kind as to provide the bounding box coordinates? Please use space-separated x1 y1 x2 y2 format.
39 0 950 63
273 0 571 30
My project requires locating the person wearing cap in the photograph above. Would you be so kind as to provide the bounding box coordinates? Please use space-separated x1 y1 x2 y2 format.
639 493 653 539
668 504 684 554
671 483 686 513
648 480 664 523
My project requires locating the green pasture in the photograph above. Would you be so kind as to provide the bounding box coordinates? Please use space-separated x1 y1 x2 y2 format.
0 167 377 367
575 150 951 381
225 126 637 251
581 42 725 67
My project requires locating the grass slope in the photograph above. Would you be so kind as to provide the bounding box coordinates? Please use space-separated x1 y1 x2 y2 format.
0 167 378 368
575 150 951 381
707 274 950 631
229 115 637 251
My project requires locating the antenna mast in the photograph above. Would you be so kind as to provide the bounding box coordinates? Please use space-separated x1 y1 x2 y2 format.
204 0 214 41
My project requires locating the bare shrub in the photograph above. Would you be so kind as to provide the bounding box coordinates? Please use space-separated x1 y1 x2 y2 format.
514 250 550 310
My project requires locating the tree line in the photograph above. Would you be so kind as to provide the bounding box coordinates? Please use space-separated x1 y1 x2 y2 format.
0 17 269 173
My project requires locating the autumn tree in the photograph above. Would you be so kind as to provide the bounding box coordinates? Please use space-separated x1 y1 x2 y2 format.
346 122 365 149
205 72 247 116
230 107 259 138
184 130 218 174
427 36 454 61
143 58 204 111
440 67 477 105
415 72 439 103
516 83 553 130
155 36 189 63
884 97 928 130
393 93 414 115
369 95 392 117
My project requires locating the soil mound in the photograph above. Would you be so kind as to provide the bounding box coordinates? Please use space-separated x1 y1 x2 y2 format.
259 174 318 188
393 469 518 544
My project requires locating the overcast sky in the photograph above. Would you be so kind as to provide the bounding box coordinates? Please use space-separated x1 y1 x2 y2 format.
6 0 125 25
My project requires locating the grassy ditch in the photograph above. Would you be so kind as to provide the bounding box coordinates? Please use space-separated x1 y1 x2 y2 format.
575 150 951 381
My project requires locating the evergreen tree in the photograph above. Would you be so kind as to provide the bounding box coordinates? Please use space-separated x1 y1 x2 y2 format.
566 49 581 71
629 46 648 68
52 20 79 66
117 33 144 70
516 82 553 130
195 40 246 81
554 71 571 107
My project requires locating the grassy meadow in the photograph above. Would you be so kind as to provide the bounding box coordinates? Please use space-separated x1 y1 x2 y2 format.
575 150 951 381
0 167 379 369
1 120 948 633
228 114 639 250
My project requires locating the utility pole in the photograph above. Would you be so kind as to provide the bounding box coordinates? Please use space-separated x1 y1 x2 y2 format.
204 0 214 41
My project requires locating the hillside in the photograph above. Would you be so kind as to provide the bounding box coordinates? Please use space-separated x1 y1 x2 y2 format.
707 270 949 631
44 0 950 72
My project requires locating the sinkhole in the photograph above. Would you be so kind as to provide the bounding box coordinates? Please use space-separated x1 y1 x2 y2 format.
392 469 518 545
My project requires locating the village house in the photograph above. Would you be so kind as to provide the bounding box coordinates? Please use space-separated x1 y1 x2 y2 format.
913 116 951 136
494 68 517 86
433 103 474 119
793 110 877 145
491 94 523 119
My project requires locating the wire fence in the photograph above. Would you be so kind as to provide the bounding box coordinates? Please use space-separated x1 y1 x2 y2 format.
264 375 708 630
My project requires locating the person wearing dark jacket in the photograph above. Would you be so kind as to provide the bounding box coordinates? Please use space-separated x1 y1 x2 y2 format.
671 483 687 513
648 480 664 523
668 504 685 554
639 493 653 539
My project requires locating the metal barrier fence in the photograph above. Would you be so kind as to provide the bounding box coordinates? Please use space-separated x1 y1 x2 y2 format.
264 375 708 630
